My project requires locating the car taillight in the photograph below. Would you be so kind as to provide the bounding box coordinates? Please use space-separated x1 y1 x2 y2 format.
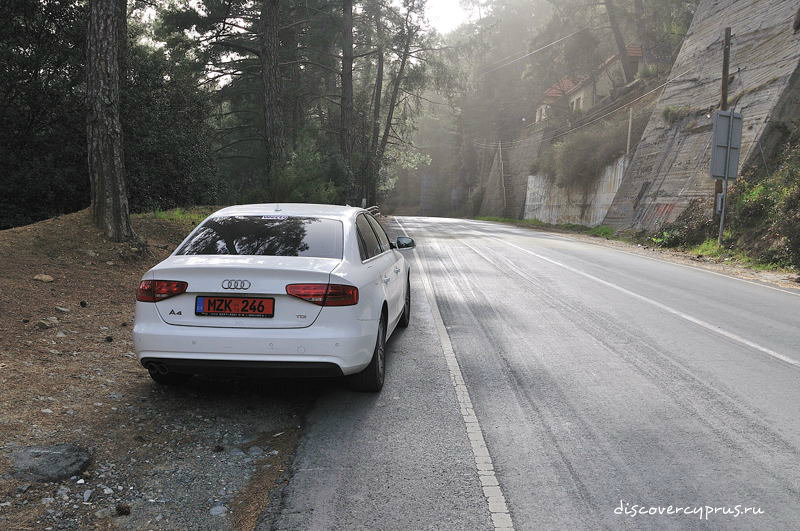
286 284 359 306
137 280 188 302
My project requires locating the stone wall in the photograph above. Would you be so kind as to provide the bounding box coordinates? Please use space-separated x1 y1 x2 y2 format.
603 0 800 230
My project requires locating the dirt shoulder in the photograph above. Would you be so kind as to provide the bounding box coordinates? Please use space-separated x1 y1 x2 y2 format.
0 210 315 530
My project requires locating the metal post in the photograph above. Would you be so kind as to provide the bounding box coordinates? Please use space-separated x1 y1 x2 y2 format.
720 27 731 111
626 107 633 156
717 175 728 245
716 27 732 245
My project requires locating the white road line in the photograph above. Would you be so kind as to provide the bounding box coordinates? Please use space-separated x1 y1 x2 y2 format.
492 237 800 369
460 217 800 298
396 218 514 531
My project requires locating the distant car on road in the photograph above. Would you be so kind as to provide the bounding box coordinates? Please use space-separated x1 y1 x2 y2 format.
133 204 415 392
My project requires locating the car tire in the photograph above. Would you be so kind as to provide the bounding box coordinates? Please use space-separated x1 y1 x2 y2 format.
398 276 411 328
348 315 386 392
147 369 191 386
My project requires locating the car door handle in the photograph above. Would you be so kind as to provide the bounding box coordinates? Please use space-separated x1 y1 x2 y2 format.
383 276 391 284
394 267 401 274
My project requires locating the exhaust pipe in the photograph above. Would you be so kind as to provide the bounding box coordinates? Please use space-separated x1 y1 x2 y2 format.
144 361 169 375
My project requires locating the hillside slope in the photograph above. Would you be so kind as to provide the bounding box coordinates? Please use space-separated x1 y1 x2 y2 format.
0 210 309 531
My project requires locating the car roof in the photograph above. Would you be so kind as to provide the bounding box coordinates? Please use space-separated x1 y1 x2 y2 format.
210 203 365 220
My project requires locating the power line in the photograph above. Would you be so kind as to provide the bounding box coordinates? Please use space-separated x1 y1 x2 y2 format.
479 30 586 76
470 68 692 151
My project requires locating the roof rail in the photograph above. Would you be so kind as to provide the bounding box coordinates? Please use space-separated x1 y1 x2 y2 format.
366 205 381 215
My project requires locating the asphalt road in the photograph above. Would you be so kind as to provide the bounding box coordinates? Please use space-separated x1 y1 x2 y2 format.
260 216 800 531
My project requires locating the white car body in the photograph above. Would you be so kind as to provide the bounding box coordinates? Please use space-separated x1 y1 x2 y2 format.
133 204 411 381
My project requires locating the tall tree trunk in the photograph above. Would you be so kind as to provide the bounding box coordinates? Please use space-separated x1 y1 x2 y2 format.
281 21 302 150
340 0 355 201
362 6 384 206
86 0 135 242
604 0 635 84
365 48 383 205
259 0 286 189
373 16 413 204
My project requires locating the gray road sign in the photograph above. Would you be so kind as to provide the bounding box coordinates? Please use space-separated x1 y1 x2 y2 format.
710 110 743 180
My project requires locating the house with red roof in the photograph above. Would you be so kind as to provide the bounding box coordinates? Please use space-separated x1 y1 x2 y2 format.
534 44 644 124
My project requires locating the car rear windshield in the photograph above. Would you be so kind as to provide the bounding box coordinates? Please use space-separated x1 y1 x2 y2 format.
176 216 343 259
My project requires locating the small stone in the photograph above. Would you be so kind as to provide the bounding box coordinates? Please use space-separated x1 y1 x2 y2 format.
76 479 85 484
79 301 88 308
41 497 55 505
22 318 30 323
41 409 54 414
115 503 131 516
55 331 67 338
229 448 245 457
102 488 113 495
56 486 70 497
104 336 113 342
55 307 70 313
247 446 263 456
209 504 227 516
94 507 114 519
83 489 93 502
213 445 224 453
34 274 54 283
0 501 10 507
35 320 54 330
16 483 31 494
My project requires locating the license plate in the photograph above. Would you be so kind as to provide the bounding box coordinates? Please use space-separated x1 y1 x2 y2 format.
195 296 274 318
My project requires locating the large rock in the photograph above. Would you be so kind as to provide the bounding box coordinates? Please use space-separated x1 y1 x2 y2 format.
8 443 91 482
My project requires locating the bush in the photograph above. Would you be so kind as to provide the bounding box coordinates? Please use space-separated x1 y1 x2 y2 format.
729 137 800 268
650 199 715 248
534 114 647 188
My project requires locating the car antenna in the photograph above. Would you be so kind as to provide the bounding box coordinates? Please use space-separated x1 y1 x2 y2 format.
274 203 282 212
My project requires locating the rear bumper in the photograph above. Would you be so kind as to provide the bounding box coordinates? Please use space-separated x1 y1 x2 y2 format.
140 358 344 378
133 304 376 376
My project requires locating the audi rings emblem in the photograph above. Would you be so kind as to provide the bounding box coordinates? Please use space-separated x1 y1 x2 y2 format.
221 279 251 290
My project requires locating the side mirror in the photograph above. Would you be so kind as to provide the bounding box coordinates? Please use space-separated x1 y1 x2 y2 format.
396 236 415 249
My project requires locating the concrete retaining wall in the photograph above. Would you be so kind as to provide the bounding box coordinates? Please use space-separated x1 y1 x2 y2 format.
524 156 627 226
603 0 800 230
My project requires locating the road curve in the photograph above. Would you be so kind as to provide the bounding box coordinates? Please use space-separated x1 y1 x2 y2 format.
262 216 800 531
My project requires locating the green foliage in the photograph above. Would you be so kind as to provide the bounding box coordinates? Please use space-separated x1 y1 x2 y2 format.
0 2 223 229
729 137 800 268
0 0 89 229
475 217 617 239
270 138 344 205
123 35 225 213
661 105 692 126
135 207 217 225
587 225 616 238
534 115 645 188
649 199 714 248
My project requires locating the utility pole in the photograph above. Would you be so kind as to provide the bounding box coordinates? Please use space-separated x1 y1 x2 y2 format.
626 107 633 156
717 27 732 246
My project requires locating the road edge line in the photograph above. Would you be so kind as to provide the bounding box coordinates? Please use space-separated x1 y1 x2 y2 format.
396 218 515 531
466 218 800 298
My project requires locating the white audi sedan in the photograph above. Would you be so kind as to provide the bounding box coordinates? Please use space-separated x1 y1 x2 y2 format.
133 204 415 392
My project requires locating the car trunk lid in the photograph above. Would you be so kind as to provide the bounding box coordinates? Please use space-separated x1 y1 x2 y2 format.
151 255 340 328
